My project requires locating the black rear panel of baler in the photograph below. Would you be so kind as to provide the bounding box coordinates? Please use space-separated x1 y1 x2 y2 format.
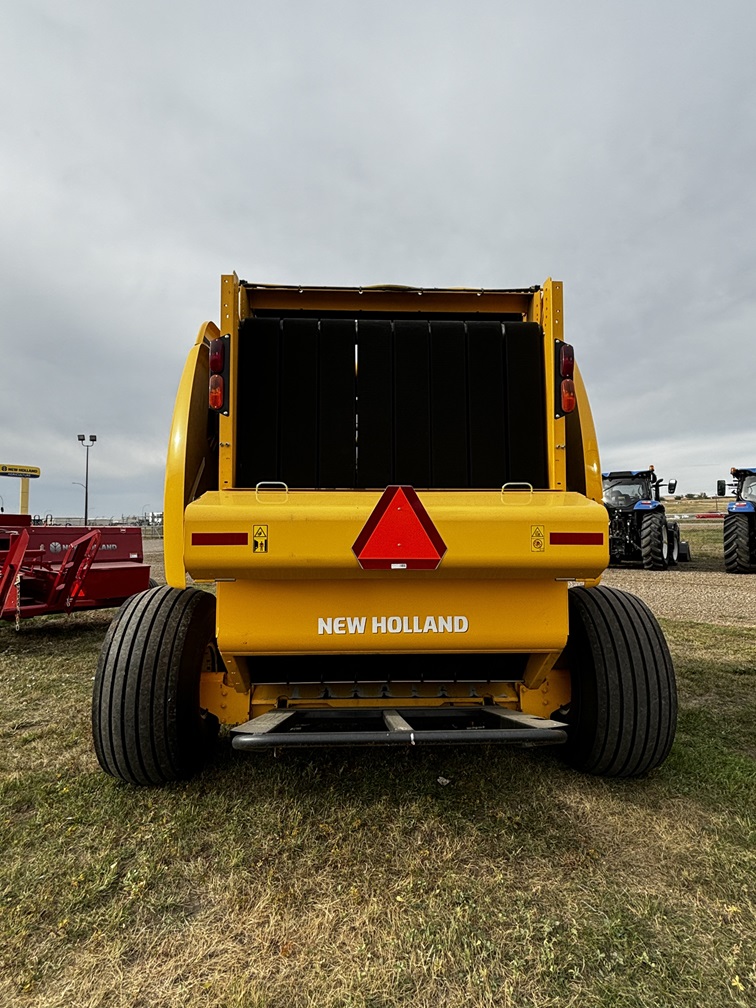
235 317 547 490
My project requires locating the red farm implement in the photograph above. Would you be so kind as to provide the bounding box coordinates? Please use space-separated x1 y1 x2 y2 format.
0 514 153 626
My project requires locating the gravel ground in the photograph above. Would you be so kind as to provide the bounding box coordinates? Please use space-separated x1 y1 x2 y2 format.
600 565 756 628
142 538 165 583
143 539 755 629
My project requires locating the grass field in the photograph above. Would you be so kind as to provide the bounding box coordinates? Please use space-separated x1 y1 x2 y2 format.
1 525 754 1008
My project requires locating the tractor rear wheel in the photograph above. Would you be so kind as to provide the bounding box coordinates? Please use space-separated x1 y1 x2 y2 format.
559 585 677 777
640 512 668 569
92 585 220 785
723 513 755 573
667 523 680 566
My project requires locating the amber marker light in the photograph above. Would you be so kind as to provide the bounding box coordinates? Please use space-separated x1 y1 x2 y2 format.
208 334 229 413
560 378 576 413
209 374 224 410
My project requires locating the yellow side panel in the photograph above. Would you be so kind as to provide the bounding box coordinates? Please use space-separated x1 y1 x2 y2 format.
164 322 218 587
216 578 568 655
572 361 604 503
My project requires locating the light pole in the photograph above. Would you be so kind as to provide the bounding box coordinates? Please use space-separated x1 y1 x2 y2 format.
77 434 97 526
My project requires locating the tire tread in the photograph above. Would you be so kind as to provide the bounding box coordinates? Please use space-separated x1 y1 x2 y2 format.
92 586 217 785
564 585 676 777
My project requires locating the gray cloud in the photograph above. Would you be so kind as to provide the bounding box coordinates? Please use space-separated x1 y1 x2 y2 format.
1 0 754 519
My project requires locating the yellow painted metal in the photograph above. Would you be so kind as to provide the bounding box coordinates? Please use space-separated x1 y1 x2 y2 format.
245 681 522 724
199 676 527 727
216 577 569 655
521 651 560 691
163 274 613 729
19 478 29 515
220 652 251 693
539 279 566 492
164 322 218 587
240 283 538 317
518 668 570 717
218 274 239 495
200 670 251 724
540 278 564 341
183 490 608 581
572 362 604 504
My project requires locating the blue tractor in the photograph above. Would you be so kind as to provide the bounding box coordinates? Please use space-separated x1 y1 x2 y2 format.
602 466 690 570
717 467 756 573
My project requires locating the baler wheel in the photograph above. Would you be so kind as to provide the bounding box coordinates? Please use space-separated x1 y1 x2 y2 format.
640 512 668 570
723 513 755 573
559 585 677 778
92 585 220 785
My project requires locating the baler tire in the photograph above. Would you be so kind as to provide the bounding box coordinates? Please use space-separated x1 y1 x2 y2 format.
723 513 755 573
559 585 677 778
640 512 668 570
92 585 220 785
148 577 159 588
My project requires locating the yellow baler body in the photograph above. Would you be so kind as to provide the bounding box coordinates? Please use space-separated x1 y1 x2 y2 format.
165 276 608 728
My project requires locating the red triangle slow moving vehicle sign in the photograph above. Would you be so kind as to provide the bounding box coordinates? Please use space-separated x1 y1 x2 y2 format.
352 486 447 570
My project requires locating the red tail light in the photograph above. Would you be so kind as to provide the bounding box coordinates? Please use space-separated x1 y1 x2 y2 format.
559 343 574 378
208 334 230 413
209 338 225 373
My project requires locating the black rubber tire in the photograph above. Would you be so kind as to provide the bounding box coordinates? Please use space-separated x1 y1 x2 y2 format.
667 523 680 566
723 513 755 573
148 577 159 588
640 511 668 570
559 585 677 777
92 586 220 785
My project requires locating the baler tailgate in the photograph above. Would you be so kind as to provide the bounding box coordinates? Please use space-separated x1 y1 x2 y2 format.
230 705 568 749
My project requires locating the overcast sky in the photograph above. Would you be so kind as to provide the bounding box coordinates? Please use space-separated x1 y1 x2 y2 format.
1 0 754 521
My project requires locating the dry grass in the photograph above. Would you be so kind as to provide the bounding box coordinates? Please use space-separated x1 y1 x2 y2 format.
1 528 754 1008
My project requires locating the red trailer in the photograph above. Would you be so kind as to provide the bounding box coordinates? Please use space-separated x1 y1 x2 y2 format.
0 514 153 626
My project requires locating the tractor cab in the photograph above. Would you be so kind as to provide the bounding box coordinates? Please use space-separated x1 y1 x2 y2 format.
742 474 756 502
718 468 756 504
602 467 677 510
603 471 656 509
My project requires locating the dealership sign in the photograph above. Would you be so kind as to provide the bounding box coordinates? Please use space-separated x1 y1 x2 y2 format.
0 464 41 478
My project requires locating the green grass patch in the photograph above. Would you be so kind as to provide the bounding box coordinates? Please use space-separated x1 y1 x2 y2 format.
1 606 755 1008
677 521 727 569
